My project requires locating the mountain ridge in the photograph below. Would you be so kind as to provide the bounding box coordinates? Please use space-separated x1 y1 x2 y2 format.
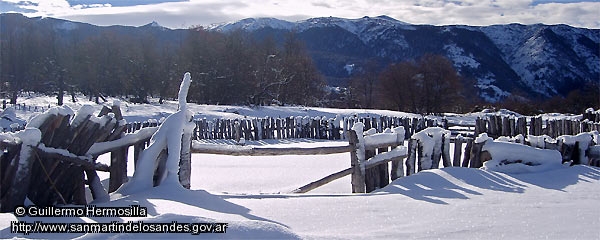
2 13 598 103
212 15 598 102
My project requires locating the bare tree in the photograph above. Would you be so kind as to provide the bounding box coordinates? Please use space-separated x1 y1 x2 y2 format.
378 54 464 114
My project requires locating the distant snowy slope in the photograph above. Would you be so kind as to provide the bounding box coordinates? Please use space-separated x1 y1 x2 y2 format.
210 16 599 102
208 17 295 32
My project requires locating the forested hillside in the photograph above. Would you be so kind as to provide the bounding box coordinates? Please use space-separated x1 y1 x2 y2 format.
0 13 324 107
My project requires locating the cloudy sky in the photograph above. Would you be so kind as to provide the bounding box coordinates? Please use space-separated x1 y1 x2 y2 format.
1 0 599 29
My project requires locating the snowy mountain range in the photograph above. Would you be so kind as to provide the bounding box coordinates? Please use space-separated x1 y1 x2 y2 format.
2 14 598 103
212 16 599 102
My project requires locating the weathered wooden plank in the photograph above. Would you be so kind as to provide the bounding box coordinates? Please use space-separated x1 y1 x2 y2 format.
109 146 128 192
292 168 353 193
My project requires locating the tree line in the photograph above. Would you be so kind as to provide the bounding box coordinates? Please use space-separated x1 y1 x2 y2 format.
0 16 325 106
346 54 468 114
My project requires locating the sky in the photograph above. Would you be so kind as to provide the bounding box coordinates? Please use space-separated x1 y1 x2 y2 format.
0 0 599 29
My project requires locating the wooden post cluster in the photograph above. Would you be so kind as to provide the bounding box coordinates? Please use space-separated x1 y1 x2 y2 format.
472 115 600 139
1 104 128 212
189 115 440 142
405 128 452 175
465 131 599 168
582 108 600 123
347 125 407 193
125 120 159 133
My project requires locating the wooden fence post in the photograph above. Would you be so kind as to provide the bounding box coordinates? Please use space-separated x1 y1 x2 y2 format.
374 145 390 190
348 130 365 193
109 105 127 193
109 146 128 192
453 135 464 166
179 130 192 189
406 138 418 176
441 133 451 167
462 138 473 167
364 148 378 193
502 116 510 137
517 117 527 136
469 140 485 168
390 129 405 181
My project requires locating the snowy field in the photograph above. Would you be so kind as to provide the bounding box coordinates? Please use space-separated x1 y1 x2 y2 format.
0 94 599 239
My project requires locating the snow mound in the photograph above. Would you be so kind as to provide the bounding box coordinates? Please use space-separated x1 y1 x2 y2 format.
0 107 26 131
481 139 565 174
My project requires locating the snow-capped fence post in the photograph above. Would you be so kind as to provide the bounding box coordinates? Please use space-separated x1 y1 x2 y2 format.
468 134 488 168
348 129 365 193
441 132 452 167
409 127 452 171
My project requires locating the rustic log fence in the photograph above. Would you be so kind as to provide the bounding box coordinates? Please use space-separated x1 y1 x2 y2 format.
474 115 600 139
191 122 409 193
191 115 438 142
466 132 600 168
4 104 600 213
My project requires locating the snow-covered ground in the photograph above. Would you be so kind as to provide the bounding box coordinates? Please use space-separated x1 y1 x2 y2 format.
0 94 598 239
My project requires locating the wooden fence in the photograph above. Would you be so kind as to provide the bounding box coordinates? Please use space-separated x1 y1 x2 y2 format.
474 115 600 139
191 122 408 193
191 115 438 141
4 105 600 213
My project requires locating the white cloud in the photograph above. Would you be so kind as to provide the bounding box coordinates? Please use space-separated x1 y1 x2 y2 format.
1 0 598 28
